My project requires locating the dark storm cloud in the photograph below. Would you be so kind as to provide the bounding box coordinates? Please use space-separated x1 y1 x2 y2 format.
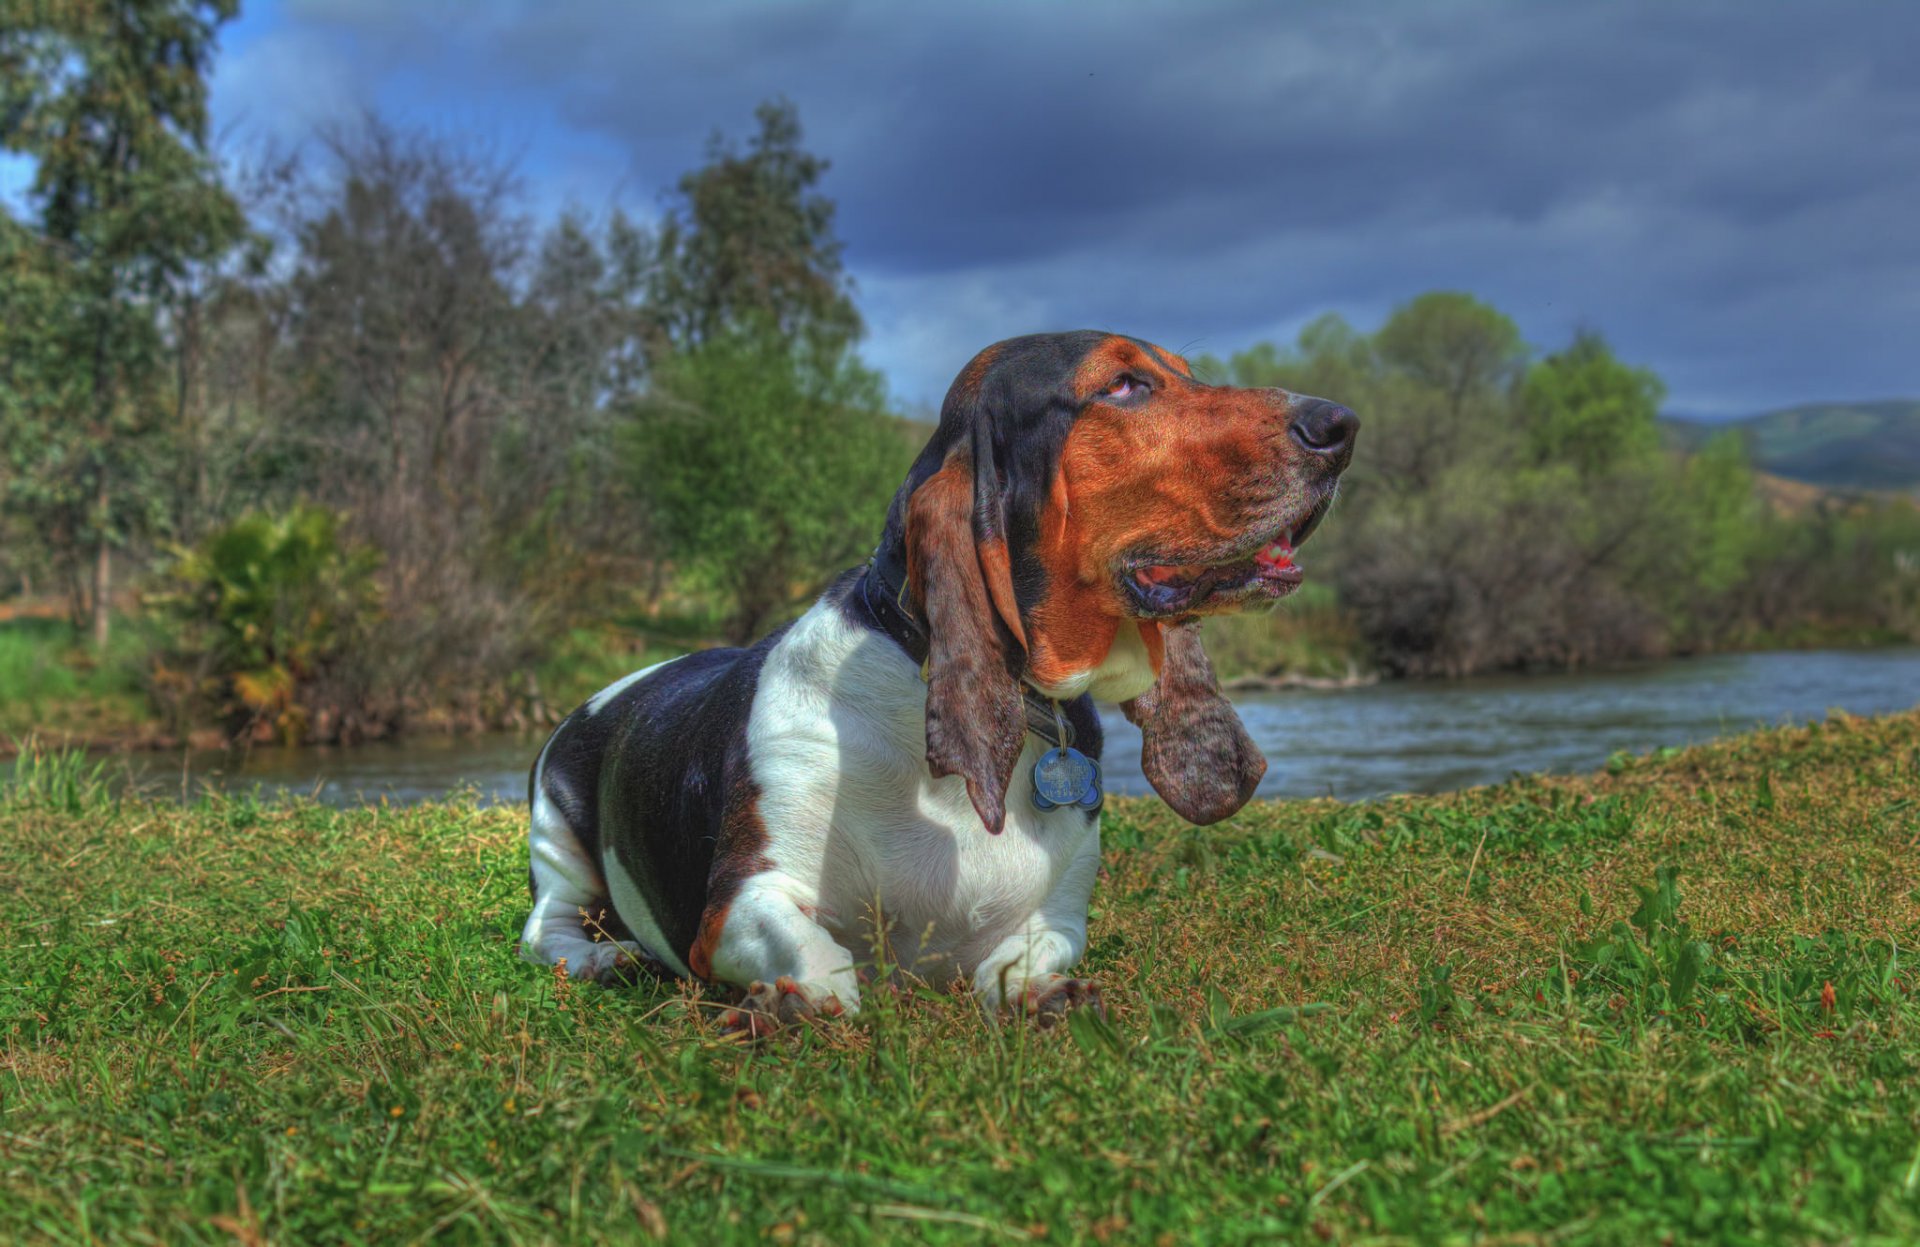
228 0 1920 413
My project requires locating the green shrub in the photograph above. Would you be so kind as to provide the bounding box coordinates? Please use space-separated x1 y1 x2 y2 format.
145 505 381 743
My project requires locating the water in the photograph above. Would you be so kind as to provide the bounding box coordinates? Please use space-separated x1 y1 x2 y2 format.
41 648 1920 808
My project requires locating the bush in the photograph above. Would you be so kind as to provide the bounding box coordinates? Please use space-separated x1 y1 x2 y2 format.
145 505 381 743
625 324 912 642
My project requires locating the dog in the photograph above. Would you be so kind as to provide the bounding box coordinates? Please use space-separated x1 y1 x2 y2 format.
519 331 1356 1031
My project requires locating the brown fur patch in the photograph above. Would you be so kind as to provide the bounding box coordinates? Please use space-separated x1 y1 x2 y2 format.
1137 620 1167 674
958 343 1001 394
907 456 1026 832
1070 336 1149 400
688 767 774 980
1021 379 1293 687
1122 621 1265 824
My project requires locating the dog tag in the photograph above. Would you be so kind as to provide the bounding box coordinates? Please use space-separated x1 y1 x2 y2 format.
1031 746 1102 812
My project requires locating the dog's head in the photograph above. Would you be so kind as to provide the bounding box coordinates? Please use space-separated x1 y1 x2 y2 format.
884 331 1357 832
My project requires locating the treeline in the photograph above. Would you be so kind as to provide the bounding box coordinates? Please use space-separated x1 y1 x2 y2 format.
1 4 906 741
3 3 1916 749
1198 300 1920 676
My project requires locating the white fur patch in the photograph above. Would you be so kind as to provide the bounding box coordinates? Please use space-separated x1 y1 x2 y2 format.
586 657 677 716
1028 620 1158 704
520 736 639 976
733 598 1102 997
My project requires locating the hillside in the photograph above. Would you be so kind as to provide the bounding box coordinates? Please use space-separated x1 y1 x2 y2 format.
1665 398 1920 491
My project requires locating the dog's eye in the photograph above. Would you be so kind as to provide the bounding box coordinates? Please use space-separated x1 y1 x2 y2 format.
1106 375 1143 400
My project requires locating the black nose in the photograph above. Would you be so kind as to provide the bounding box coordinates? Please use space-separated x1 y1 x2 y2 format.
1288 396 1359 458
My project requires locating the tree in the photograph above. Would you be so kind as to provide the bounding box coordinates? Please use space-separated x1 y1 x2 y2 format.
1521 330 1664 478
1374 291 1527 419
625 100 911 640
645 99 861 358
0 0 245 648
274 119 653 721
627 325 908 642
1222 313 1376 399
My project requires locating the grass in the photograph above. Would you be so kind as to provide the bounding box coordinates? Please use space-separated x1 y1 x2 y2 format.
0 617 154 744
2 710 1919 1244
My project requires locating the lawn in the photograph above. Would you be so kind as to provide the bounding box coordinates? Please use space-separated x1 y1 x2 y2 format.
2 710 1918 1244
0 616 155 745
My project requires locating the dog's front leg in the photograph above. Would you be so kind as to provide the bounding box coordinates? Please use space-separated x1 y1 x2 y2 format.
698 871 861 1036
971 830 1105 1025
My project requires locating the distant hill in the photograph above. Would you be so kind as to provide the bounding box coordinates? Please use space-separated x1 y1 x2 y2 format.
1663 399 1920 491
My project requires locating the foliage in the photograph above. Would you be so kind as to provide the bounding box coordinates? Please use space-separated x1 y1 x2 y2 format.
1208 294 1887 676
646 99 862 357
145 505 381 743
1521 329 1665 477
4 709 1918 1242
0 0 246 647
0 736 111 813
1727 495 1920 647
268 120 658 723
627 324 912 642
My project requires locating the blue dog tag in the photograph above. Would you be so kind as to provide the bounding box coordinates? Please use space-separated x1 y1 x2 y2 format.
1032 746 1102 812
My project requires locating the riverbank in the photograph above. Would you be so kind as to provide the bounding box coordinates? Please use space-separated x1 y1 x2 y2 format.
5 710 1917 1242
23 647 1917 807
13 602 1919 765
0 615 683 755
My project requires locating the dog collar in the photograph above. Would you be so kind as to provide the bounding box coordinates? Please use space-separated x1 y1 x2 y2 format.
861 542 930 666
860 546 1083 752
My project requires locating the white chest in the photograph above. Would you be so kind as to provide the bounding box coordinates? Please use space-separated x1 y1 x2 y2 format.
746 603 1100 975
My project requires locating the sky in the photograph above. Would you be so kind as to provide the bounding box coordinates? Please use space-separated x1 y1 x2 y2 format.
23 0 1920 418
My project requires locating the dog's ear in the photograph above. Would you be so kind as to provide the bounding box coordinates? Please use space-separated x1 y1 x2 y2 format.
1124 621 1265 824
906 432 1029 834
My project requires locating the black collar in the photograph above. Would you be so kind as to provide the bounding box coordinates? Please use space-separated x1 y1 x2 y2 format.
858 543 1077 749
860 541 930 666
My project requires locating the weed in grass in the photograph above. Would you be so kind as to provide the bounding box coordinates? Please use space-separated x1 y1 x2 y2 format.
1 736 113 814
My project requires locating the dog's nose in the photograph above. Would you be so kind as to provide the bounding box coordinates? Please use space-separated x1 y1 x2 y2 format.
1287 396 1359 459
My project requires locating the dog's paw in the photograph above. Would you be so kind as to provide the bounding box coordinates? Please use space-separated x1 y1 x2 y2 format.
554 942 670 987
718 977 852 1039
1015 975 1105 1029
591 946 674 986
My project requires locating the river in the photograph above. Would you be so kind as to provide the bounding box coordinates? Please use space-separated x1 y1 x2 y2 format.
43 647 1916 809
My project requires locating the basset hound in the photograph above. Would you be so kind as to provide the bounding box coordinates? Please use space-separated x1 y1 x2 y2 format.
519 331 1357 1030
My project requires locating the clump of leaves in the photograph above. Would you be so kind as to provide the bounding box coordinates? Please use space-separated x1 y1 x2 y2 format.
1572 865 1717 1018
0 736 111 814
144 505 381 743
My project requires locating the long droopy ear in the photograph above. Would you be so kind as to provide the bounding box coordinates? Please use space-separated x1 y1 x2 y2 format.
906 436 1029 833
1123 621 1265 824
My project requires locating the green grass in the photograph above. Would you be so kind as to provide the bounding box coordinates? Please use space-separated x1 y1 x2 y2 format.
4 711 1920 1243
0 617 154 744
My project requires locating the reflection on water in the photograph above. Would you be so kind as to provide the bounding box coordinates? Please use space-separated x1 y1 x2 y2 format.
37 648 1920 807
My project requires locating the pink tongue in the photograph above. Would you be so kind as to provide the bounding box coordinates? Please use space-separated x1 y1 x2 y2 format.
1255 538 1295 570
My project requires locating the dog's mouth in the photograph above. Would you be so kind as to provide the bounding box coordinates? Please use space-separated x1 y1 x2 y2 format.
1121 494 1335 617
